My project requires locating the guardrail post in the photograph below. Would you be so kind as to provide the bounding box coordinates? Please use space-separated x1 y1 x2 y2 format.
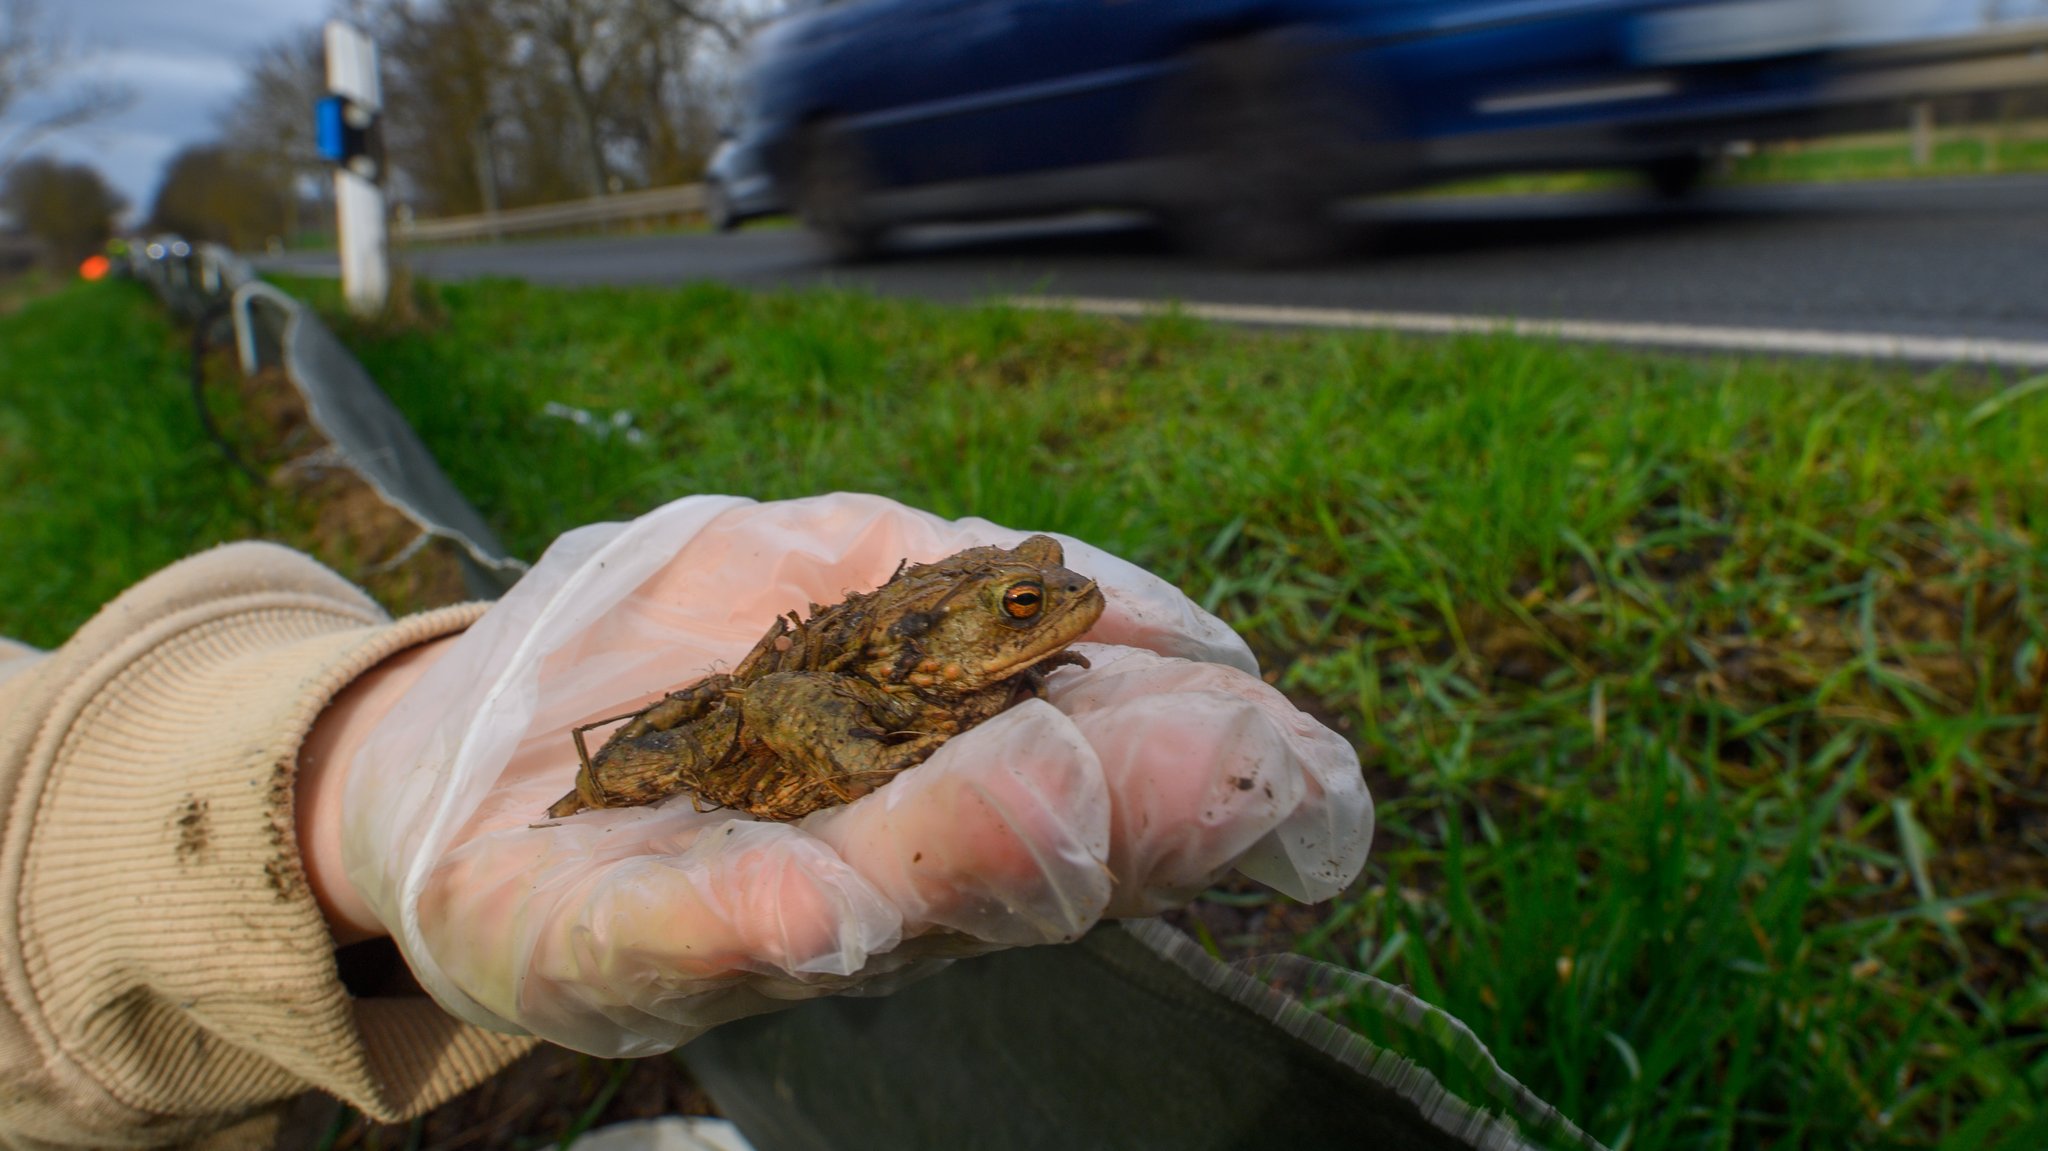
326 20 390 316
471 120 504 241
1909 99 1934 169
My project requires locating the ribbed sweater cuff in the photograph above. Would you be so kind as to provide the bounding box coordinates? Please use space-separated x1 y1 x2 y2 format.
0 543 534 1145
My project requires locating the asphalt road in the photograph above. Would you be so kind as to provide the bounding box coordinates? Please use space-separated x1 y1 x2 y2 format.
263 174 2048 357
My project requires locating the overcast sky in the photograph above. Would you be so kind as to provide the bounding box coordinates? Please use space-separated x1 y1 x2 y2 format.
34 0 330 216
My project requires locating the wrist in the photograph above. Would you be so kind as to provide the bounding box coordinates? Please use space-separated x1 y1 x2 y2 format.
298 633 461 946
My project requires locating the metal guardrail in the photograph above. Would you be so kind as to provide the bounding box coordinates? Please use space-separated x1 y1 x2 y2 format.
396 182 709 245
1824 23 2048 105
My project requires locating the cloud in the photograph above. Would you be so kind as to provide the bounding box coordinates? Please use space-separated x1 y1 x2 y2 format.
24 0 330 214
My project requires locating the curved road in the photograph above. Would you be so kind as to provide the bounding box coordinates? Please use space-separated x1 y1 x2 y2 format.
263 174 2048 363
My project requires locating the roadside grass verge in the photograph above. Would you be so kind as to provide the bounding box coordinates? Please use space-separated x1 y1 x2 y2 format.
1422 120 2048 198
1728 124 2048 184
0 280 467 650
0 268 60 316
0 280 283 646
15 272 2048 1148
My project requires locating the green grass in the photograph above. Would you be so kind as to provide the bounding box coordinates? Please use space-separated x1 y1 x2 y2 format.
1727 127 2048 185
1421 122 2048 199
14 273 2048 1148
0 279 293 647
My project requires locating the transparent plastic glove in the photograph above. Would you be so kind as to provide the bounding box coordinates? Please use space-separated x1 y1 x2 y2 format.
342 493 1370 1056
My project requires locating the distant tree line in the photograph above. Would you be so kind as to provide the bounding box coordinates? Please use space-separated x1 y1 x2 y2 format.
0 0 129 267
2 156 123 263
148 0 776 249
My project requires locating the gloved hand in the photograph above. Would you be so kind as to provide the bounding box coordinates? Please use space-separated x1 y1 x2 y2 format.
338 493 1371 1057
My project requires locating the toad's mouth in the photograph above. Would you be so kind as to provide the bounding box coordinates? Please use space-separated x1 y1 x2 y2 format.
981 579 1105 680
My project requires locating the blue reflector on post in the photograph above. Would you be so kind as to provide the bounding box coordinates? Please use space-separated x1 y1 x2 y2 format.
315 96 347 162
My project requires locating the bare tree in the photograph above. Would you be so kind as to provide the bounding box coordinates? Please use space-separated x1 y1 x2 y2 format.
380 0 517 216
148 145 291 251
501 0 632 197
599 0 726 188
652 0 745 53
208 0 782 221
219 29 329 243
0 0 134 181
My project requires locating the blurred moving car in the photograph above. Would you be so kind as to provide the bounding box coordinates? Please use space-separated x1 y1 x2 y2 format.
704 135 784 233
721 0 1863 261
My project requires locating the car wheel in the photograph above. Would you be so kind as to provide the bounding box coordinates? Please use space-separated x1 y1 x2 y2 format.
797 123 882 263
1643 152 1708 201
705 178 738 233
1157 36 1365 267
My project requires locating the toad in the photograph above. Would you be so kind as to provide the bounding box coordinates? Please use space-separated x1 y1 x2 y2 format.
546 535 1105 822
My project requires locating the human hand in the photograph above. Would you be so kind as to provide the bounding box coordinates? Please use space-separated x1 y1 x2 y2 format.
329 493 1370 1056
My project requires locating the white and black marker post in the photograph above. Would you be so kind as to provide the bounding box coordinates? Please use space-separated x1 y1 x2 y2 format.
321 20 388 316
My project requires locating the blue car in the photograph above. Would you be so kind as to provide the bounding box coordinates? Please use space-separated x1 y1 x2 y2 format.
722 0 1849 261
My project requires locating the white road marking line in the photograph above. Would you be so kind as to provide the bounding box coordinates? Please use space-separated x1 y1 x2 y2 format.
1004 295 2048 369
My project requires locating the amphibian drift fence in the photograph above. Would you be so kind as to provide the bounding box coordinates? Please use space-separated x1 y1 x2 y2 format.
125 239 527 597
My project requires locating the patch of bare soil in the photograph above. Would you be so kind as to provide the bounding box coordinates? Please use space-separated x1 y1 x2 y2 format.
228 363 471 616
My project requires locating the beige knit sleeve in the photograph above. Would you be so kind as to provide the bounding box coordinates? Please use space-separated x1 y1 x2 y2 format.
0 543 535 1149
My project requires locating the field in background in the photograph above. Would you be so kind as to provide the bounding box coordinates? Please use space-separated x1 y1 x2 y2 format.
7 276 2047 1149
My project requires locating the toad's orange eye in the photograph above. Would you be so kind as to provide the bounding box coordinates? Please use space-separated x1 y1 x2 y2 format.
1002 582 1044 619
